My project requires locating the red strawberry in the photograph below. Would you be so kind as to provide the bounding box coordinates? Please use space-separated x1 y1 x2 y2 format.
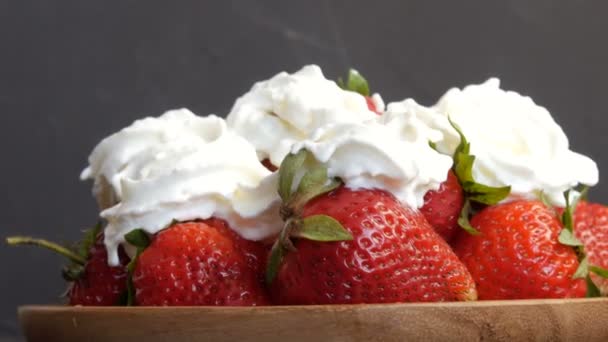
132 220 269 306
267 150 476 304
365 96 381 115
6 225 129 306
271 186 477 304
571 201 608 295
453 200 586 299
68 236 129 305
420 170 464 242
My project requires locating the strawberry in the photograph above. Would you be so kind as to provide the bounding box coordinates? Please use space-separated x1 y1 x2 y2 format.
365 96 381 114
338 69 381 115
570 201 608 295
68 236 129 305
266 150 477 304
420 170 464 242
7 224 129 306
131 220 269 306
453 200 586 299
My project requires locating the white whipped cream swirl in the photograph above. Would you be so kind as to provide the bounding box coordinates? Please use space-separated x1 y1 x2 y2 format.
432 78 598 206
81 109 281 265
292 99 453 209
226 65 379 167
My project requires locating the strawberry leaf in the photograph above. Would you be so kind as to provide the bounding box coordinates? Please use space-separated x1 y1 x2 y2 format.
449 117 471 157
561 189 583 233
125 229 150 249
454 152 474 183
448 117 510 206
278 150 307 202
293 178 340 210
590 265 608 279
124 229 151 306
579 186 590 201
558 188 584 248
265 241 286 285
77 222 102 260
294 215 353 242
457 199 481 235
464 182 511 205
573 255 590 279
558 229 584 247
585 275 602 298
561 190 575 232
280 150 341 211
338 69 370 96
297 165 329 195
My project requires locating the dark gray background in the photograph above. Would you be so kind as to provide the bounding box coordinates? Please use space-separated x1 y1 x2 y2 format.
1 0 607 339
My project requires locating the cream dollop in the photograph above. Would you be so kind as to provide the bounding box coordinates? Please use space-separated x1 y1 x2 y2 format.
226 65 379 167
292 100 453 209
81 109 281 265
432 78 598 206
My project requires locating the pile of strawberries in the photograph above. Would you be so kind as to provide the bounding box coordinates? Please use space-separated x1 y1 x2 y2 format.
7 71 607 306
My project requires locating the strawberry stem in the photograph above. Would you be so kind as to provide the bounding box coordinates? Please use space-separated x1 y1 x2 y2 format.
6 236 86 265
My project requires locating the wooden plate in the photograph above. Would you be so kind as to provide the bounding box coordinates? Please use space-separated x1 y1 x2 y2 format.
19 298 608 342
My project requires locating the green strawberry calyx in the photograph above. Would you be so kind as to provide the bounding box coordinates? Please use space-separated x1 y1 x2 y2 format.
266 149 353 284
448 117 511 235
558 188 608 297
337 69 370 96
6 222 102 281
122 228 151 306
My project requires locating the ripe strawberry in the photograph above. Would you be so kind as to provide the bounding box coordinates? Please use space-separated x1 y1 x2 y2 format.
420 170 464 242
365 96 381 115
571 201 608 295
132 220 269 306
453 200 586 299
267 150 477 304
68 236 129 305
7 225 129 306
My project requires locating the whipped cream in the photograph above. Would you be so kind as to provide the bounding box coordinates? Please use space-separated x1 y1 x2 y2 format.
430 78 598 206
81 109 282 265
292 101 453 209
226 65 380 167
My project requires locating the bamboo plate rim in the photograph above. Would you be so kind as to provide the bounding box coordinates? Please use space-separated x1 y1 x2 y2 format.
19 298 608 342
19 296 608 312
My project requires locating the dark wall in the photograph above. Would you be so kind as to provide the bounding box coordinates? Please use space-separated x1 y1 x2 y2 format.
1 0 607 338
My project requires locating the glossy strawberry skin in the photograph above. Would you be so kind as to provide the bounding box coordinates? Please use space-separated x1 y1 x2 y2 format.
68 237 128 306
454 200 586 300
271 187 476 304
420 170 464 242
572 201 608 294
133 220 269 306
365 96 381 115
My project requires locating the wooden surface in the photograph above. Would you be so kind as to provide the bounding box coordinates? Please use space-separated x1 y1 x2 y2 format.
19 298 608 342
